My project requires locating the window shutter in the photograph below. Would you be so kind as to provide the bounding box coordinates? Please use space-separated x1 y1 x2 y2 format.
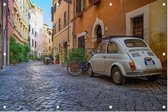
51 7 53 21
76 0 81 14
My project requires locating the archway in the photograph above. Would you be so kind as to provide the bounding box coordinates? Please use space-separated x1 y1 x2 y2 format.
92 17 105 49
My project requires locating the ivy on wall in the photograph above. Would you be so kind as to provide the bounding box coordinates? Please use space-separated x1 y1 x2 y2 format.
10 37 30 64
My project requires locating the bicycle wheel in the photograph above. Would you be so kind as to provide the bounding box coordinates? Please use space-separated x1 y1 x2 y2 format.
67 61 82 76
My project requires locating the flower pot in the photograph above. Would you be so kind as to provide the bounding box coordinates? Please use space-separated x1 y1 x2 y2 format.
70 63 78 72
55 60 59 64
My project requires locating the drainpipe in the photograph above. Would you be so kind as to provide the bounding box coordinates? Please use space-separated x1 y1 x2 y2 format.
5 0 8 66
67 0 70 42
2 0 7 68
72 0 75 49
1 1 3 68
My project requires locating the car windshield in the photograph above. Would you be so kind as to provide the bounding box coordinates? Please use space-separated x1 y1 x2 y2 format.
124 39 147 48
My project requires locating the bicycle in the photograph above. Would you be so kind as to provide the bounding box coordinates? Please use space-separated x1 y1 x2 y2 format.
65 56 88 76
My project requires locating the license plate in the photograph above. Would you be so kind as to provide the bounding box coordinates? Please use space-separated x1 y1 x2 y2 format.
144 60 153 65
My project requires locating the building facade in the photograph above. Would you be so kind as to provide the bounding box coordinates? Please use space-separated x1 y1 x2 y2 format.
35 8 44 58
13 0 29 45
28 4 44 58
43 24 53 56
0 0 15 67
0 0 45 67
73 0 167 69
52 0 73 64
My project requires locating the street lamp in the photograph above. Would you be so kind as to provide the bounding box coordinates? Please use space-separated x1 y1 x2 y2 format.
109 0 112 7
3 2 6 7
162 2 166 7
109 2 112 7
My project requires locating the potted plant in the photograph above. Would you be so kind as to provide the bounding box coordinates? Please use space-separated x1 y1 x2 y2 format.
66 48 87 72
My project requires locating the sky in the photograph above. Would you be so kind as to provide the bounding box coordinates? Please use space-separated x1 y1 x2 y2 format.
30 0 52 29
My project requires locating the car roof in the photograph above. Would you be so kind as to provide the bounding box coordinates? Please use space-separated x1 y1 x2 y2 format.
102 36 143 42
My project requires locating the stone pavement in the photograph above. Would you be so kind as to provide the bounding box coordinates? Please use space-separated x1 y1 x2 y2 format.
0 62 167 111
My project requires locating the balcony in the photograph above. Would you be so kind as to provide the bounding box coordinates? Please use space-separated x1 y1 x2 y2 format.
89 0 101 5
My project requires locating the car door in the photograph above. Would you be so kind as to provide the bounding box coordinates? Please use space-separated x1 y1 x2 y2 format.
104 41 120 76
91 43 106 74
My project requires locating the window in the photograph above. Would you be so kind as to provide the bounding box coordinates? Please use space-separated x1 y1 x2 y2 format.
28 13 31 19
97 43 106 53
29 25 31 32
53 23 56 35
32 39 34 47
49 46 51 51
58 0 62 6
32 28 34 34
35 31 37 37
59 44 61 52
78 36 85 48
51 7 53 22
64 11 67 26
48 31 52 35
53 3 56 13
107 42 118 53
35 41 37 48
76 0 84 14
124 39 147 48
49 39 50 43
53 25 55 35
63 42 68 55
132 15 143 39
58 18 61 31
7 8 10 20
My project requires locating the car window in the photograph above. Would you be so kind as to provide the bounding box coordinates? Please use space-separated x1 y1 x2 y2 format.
97 43 106 53
108 42 118 53
124 39 147 48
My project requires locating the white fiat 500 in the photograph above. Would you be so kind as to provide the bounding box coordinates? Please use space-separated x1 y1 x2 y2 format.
88 36 163 85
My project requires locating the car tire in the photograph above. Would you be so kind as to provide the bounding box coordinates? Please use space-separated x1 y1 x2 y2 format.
88 64 94 77
146 75 159 81
112 66 125 85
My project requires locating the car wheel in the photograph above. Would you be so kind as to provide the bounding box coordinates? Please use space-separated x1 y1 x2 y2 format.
146 75 159 81
88 64 94 77
112 66 125 85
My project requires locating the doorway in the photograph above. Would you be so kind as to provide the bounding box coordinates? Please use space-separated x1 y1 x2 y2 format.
96 25 102 48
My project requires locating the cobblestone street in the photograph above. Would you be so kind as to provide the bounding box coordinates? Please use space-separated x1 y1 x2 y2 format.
0 62 167 111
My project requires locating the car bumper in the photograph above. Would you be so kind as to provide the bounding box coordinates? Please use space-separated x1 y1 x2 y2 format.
126 69 163 77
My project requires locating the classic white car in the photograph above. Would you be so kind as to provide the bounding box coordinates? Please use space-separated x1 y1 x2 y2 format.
88 36 163 85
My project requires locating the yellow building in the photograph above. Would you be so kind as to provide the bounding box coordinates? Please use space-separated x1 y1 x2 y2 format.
52 0 73 64
43 24 53 56
13 0 29 45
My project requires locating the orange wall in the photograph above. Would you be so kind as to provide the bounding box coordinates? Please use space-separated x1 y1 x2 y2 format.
74 0 156 48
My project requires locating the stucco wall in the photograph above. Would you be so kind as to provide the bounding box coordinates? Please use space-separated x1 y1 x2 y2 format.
52 0 73 63
75 0 156 48
149 0 167 69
